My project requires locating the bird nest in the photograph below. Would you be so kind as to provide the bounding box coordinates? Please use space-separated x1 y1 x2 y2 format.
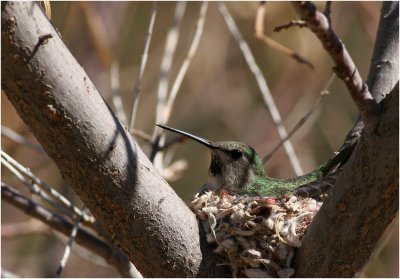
189 191 322 277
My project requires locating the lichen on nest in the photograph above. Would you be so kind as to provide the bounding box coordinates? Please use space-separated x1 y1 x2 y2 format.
189 191 323 278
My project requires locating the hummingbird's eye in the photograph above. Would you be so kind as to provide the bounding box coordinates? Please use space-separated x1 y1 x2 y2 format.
230 149 242 159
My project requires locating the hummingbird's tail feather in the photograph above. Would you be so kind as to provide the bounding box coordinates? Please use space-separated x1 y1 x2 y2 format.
318 137 358 176
274 137 358 194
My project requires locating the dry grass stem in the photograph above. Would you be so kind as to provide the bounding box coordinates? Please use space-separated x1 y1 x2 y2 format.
255 3 313 69
129 2 158 131
218 2 304 176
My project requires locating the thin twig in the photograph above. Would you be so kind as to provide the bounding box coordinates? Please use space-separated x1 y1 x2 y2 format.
1 125 45 154
164 2 208 123
218 2 304 176
131 128 153 144
152 1 186 163
151 2 209 162
110 61 128 125
263 73 336 163
324 1 332 23
1 151 95 226
292 2 378 122
55 207 85 277
1 158 78 221
274 20 306 32
129 2 158 132
1 183 132 277
255 2 314 69
156 2 187 125
29 33 53 61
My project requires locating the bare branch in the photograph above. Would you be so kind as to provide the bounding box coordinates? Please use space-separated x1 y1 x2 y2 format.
273 20 306 32
164 2 208 123
255 2 314 69
151 2 209 162
2 157 78 221
129 2 158 131
218 2 304 176
151 1 187 165
1 151 96 226
55 208 84 277
1 183 134 277
263 73 335 163
292 1 379 123
155 1 187 126
1 125 45 154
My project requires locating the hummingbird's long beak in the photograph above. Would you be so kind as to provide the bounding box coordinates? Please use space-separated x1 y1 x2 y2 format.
156 124 216 149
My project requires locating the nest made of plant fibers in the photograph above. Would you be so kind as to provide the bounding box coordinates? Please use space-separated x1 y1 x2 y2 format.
190 191 322 278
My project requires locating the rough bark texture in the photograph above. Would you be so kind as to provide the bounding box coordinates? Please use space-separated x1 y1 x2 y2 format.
1 2 227 277
293 2 399 277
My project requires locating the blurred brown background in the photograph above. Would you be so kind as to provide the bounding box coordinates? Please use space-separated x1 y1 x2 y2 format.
1 1 398 277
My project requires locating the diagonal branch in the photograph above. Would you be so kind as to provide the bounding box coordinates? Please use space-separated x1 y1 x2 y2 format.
292 2 379 124
218 2 304 176
262 73 335 163
292 2 399 277
1 2 226 277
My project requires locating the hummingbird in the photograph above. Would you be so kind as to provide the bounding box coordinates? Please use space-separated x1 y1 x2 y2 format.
157 124 355 197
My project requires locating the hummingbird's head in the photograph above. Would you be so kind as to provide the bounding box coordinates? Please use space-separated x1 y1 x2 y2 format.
157 124 265 194
208 141 265 194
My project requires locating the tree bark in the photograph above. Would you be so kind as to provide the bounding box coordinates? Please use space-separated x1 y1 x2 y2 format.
1 2 227 277
293 2 399 277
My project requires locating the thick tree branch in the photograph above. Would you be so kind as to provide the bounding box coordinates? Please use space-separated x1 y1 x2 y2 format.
293 2 399 277
292 2 379 124
1 2 226 277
